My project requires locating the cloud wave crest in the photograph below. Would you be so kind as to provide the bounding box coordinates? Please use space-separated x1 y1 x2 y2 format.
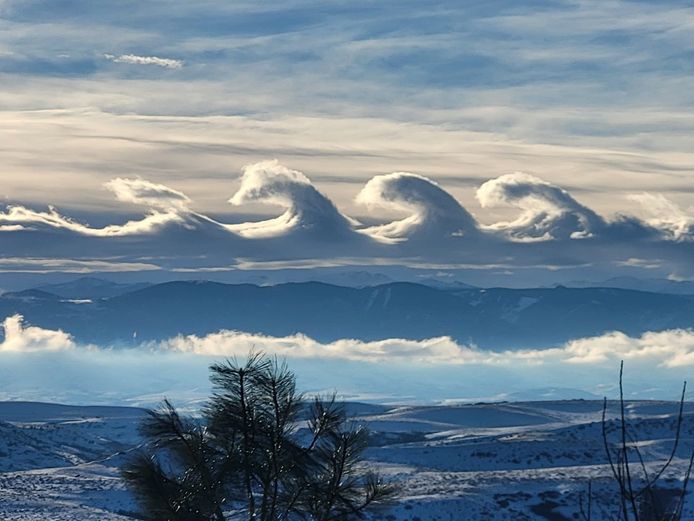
229 160 357 239
356 172 479 242
476 172 604 241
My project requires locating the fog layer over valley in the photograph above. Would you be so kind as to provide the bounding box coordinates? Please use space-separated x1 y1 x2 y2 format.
2 281 694 404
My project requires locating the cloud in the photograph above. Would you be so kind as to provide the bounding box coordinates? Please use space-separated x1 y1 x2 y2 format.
4 0 694 227
0 224 25 232
0 257 160 273
1 167 692 277
615 257 663 269
2 317 694 403
104 54 183 69
356 172 479 242
160 330 462 363
228 160 358 239
13 309 694 367
0 314 75 352
1 1 694 290
0 202 185 237
104 177 191 212
0 178 199 237
628 193 694 241
554 329 694 367
157 326 694 369
476 172 605 241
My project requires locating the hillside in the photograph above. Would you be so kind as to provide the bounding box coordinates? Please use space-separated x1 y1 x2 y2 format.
0 282 694 349
1 282 694 348
1 400 693 520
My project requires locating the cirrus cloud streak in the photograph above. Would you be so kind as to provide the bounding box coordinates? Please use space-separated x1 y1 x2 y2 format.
104 54 183 69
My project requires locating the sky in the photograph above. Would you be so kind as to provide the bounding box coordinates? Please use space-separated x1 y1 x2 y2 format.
2 1 694 402
2 0 694 283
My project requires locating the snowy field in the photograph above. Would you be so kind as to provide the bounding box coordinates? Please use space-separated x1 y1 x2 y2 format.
1 400 693 520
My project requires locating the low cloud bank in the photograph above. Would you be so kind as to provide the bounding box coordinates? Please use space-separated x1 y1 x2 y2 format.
1 315 694 405
5 314 694 367
160 326 694 369
0 315 75 352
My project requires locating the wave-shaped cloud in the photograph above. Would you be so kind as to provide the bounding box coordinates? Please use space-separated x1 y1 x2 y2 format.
356 172 479 242
0 165 684 246
476 172 605 241
0 204 185 236
0 178 196 236
1 162 693 276
628 193 694 242
229 160 358 239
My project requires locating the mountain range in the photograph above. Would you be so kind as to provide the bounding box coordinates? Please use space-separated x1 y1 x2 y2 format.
35 277 151 299
2 279 694 349
561 276 694 295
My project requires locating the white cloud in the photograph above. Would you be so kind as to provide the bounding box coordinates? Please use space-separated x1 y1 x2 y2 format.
628 193 694 241
104 177 191 212
0 315 75 352
157 326 694 369
160 330 463 363
615 258 663 269
2 318 694 402
0 204 186 236
0 204 187 236
229 160 314 208
2 0 694 228
228 160 357 239
104 53 183 69
0 224 24 231
476 172 605 241
0 178 195 236
0 257 160 273
356 172 478 242
12 311 694 368
0 167 689 275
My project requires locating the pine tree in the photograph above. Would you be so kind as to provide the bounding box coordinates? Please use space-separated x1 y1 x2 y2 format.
122 353 395 520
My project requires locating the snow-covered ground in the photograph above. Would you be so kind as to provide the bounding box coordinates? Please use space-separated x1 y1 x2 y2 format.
1 400 693 520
